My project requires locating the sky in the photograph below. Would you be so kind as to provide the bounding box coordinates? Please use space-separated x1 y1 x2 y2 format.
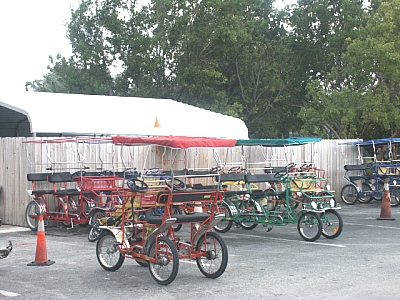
0 0 81 92
0 0 294 93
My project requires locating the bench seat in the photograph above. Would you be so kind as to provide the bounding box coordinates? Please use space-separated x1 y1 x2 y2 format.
31 189 55 195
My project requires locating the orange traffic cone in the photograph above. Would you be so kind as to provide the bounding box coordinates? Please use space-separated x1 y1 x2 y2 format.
154 117 161 128
27 214 55 266
377 181 395 220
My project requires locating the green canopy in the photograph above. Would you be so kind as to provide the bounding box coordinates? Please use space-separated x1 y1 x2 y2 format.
235 137 322 147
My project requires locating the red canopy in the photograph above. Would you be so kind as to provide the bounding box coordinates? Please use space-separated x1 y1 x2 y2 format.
112 135 237 149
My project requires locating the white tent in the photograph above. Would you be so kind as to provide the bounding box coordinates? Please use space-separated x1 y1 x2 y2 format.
0 92 248 139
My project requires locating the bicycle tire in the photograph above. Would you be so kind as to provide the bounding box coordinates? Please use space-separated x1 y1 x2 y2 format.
340 184 358 205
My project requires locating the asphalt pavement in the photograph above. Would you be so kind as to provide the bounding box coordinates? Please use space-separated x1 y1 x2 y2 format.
1 201 400 299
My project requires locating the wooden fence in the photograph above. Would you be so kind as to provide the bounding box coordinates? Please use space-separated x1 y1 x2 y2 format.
0 137 360 226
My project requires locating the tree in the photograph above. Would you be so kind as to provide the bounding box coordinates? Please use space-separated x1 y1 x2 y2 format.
289 0 372 138
25 55 67 92
174 0 298 137
344 0 400 138
298 0 400 139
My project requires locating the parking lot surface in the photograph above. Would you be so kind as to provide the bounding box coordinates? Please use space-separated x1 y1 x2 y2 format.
2 201 400 299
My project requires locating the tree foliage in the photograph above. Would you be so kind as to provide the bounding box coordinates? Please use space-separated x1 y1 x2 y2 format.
29 0 400 139
298 0 400 139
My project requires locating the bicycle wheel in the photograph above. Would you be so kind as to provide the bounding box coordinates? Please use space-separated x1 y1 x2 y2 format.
96 231 125 272
196 231 228 279
25 201 41 231
297 211 322 242
320 209 343 239
389 187 400 207
88 220 103 242
172 205 183 232
90 210 107 226
374 180 385 201
88 211 107 242
147 236 179 285
213 202 233 233
340 184 358 205
358 183 374 204
57 203 72 228
78 199 92 227
238 199 259 230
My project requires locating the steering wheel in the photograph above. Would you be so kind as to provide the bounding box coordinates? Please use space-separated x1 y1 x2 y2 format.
273 164 294 178
145 168 160 175
165 178 186 191
127 179 149 193
285 163 296 172
71 170 86 178
228 166 241 173
210 167 221 174
101 170 113 176
299 163 310 172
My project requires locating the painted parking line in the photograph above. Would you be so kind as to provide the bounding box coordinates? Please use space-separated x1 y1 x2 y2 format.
0 226 30 233
225 233 346 247
0 290 21 297
345 222 400 230
180 260 197 265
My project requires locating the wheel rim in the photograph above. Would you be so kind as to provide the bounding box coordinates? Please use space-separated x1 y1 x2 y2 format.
26 202 40 229
214 203 232 232
298 212 321 241
196 234 225 276
195 232 228 278
172 206 183 232
148 238 177 283
390 189 400 206
341 185 357 204
89 222 103 241
358 183 373 203
90 211 106 226
97 234 120 268
238 199 259 229
320 210 342 238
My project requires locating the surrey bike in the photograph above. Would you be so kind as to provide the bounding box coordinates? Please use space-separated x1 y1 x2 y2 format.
95 178 179 285
96 135 231 284
214 163 342 242
25 170 125 230
88 170 183 242
96 175 228 284
340 163 400 206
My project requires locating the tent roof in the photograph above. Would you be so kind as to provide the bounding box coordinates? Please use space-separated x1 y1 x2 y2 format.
0 92 249 139
235 137 322 147
353 138 400 147
112 135 237 149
